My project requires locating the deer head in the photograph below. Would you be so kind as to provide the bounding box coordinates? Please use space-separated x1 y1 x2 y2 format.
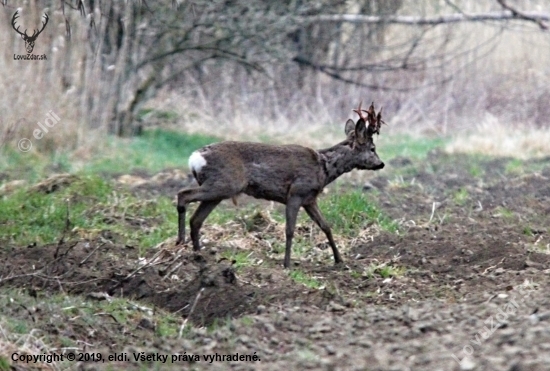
341 101 385 170
12 11 49 54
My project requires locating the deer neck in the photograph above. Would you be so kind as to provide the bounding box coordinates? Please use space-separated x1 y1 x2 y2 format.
318 141 357 186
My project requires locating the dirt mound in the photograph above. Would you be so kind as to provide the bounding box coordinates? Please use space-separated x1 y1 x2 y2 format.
0 240 328 327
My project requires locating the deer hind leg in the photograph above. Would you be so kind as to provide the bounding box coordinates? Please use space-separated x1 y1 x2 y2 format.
176 188 196 245
303 202 343 265
284 197 303 268
190 200 221 250
176 182 242 246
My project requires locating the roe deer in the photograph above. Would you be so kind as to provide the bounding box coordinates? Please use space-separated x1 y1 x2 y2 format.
176 101 385 268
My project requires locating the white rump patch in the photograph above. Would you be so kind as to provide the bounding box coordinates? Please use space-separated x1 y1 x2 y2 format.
189 151 207 173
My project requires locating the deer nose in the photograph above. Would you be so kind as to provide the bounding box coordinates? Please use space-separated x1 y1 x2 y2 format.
374 162 385 170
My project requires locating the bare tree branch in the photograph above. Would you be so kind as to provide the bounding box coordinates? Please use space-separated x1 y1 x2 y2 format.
496 0 548 30
291 56 452 91
300 11 549 28
443 0 465 15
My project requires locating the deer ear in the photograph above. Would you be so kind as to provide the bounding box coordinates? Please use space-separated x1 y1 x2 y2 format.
355 119 368 145
345 119 355 137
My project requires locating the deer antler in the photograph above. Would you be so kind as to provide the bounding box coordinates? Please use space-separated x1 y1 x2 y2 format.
374 106 388 135
353 102 386 134
362 102 375 117
11 11 48 40
11 11 27 38
377 108 385 126
353 101 368 122
32 13 49 39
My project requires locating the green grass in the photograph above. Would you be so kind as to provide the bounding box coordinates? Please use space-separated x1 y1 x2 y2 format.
493 206 514 220
1 130 443 183
468 163 484 178
207 317 234 334
1 173 402 256
317 127 445 162
318 190 398 235
240 316 254 327
288 269 323 289
453 188 469 206
0 132 420 250
0 287 183 358
0 147 72 184
208 206 241 225
364 262 406 279
0 175 176 250
504 157 550 176
505 158 523 175
0 128 219 181
286 238 310 260
0 355 10 371
376 134 447 161
85 128 218 174
208 205 284 229
220 250 255 269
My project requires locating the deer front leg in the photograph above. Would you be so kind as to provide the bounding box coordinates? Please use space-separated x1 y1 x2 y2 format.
190 200 221 251
303 201 343 265
284 197 302 268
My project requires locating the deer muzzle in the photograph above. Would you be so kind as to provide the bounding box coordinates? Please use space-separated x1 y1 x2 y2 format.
373 162 385 170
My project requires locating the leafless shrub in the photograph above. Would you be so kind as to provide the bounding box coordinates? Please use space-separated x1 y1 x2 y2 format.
0 0 548 157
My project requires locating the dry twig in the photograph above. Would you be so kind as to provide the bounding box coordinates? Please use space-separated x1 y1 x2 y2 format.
178 287 205 338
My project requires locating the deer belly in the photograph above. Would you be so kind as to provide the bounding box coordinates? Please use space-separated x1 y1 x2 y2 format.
244 181 287 203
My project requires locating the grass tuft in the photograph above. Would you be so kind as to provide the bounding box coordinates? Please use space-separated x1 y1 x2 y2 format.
319 190 398 235
453 188 470 206
288 270 323 289
364 262 406 279
220 250 255 269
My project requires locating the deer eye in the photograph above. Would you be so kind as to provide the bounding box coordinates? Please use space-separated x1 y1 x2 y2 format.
370 147 376 152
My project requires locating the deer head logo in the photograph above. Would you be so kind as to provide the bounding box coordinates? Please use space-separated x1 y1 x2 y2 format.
11 11 49 54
